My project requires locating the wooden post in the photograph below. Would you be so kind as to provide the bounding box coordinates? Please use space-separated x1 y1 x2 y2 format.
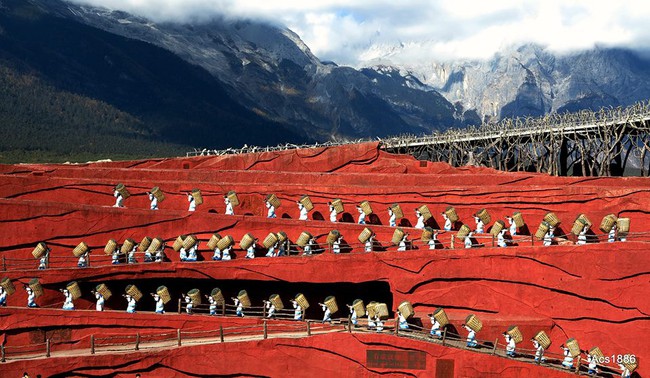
220 326 224 343
1 344 5 362
90 335 95 355
263 320 268 339
575 359 581 375
135 333 140 351
262 303 266 318
46 339 51 357
177 298 182 314
177 329 181 346
2 256 6 271
221 301 226 316
531 235 535 246
491 235 495 247
307 321 311 336
450 235 455 249
394 316 399 336
441 328 447 346
348 315 352 333
492 339 498 355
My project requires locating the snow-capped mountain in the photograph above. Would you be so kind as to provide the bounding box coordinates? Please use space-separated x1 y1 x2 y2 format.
360 43 650 121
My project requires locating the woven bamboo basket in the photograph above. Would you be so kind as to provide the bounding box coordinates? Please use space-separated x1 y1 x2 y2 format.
507 325 523 343
73 242 89 257
359 200 373 215
147 237 163 253
358 228 373 243
476 208 491 225
211 288 225 304
490 220 506 236
366 302 377 318
465 314 482 332
390 203 404 219
352 299 365 318
121 239 136 254
392 228 405 245
512 212 525 228
66 281 82 300
216 235 234 251
375 303 389 320
623 359 638 373
151 186 165 202
95 283 112 300
172 235 185 252
188 288 201 305
299 195 314 211
239 233 255 250
156 285 171 304
543 212 560 227
418 205 433 221
398 301 414 319
32 242 48 259
617 217 630 234
295 293 309 309
237 290 251 308
266 194 281 208
182 235 197 250
332 199 344 214
327 230 340 245
422 227 434 242
227 190 240 206
296 232 312 247
599 214 617 233
29 278 43 297
433 308 449 327
0 277 16 295
535 221 551 240
115 183 130 199
277 231 288 243
125 284 143 302
191 189 203 205
566 338 580 358
138 237 152 252
571 214 592 235
269 294 284 310
263 233 278 249
534 330 551 349
324 296 338 314
457 224 471 240
207 233 222 250
445 206 459 223
588 346 604 359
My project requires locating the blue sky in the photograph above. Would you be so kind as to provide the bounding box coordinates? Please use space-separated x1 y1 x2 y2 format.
70 0 650 65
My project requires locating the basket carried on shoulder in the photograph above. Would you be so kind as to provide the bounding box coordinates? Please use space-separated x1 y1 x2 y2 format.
211 288 225 304
125 284 143 302
490 220 506 236
263 233 278 249
0 277 16 295
216 236 234 251
191 189 203 205
358 228 373 243
207 234 222 250
418 205 432 221
295 293 309 309
398 301 414 319
476 208 491 224
269 294 284 310
359 201 373 215
29 278 43 297
599 214 617 233
115 183 130 199
351 299 365 318
32 242 48 259
465 314 482 332
95 283 112 300
237 290 251 308
139 237 152 252
73 242 89 257
239 233 255 250
506 325 523 343
543 212 560 227
331 199 344 214
534 330 551 349
226 191 240 206
566 338 581 358
151 186 165 202
156 285 171 304
432 308 449 327
390 203 404 219
187 288 201 305
296 232 312 247
266 194 281 208
445 206 459 223
324 296 338 314
66 281 82 300
299 195 314 211
512 212 525 228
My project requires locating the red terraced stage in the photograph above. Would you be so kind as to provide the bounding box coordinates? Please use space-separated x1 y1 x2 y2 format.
0 142 647 377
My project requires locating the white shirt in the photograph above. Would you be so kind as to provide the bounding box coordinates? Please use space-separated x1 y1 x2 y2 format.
0 287 6 305
187 195 196 211
63 290 74 310
544 229 554 246
155 295 164 313
577 227 587 245
474 217 484 233
293 301 302 320
266 202 276 218
222 246 232 260
149 193 158 210
78 253 88 267
562 348 574 365
608 225 617 242
321 304 331 322
298 204 308 220
508 218 517 236
266 302 276 318
246 245 256 259
430 317 440 331
398 237 407 251
465 236 472 248
428 236 437 250
27 288 35 306
415 213 425 229
185 295 192 313
225 199 234 215
365 237 373 252
497 231 507 247
303 241 313 255
332 239 341 254
329 207 337 223
95 292 104 311
505 335 516 352
179 247 188 260
188 244 198 260
113 190 124 207
443 214 452 231
389 210 396 227
464 326 476 341
357 209 366 224
126 296 136 313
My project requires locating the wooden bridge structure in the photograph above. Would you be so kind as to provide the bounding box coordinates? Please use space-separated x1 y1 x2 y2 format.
188 101 650 177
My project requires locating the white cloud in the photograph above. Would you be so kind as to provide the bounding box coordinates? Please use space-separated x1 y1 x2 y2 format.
69 0 650 64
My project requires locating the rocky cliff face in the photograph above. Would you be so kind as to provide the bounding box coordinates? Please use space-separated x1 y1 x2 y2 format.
361 44 650 121
35 0 478 141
